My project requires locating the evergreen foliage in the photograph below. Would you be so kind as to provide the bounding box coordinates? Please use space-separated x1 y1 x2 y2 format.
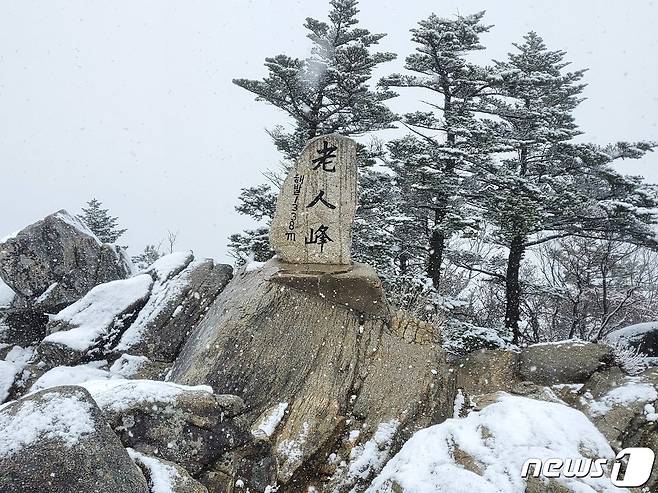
476 32 658 342
230 0 397 263
380 11 495 289
132 244 162 271
78 199 127 244
231 3 658 348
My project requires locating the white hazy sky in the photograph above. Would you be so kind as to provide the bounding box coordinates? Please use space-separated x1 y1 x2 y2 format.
1 0 657 263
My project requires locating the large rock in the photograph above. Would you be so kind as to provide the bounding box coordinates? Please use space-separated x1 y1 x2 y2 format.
114 252 233 362
170 259 455 491
0 210 131 310
79 378 252 476
38 274 154 366
605 321 658 359
0 385 149 493
36 252 232 369
270 134 358 265
518 340 613 385
454 349 520 396
575 366 658 448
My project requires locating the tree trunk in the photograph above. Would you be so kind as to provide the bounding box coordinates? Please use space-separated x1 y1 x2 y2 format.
505 236 525 344
427 210 445 290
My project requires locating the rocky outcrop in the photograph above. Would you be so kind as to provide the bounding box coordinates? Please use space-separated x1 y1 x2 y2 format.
38 274 153 366
0 210 131 311
605 321 658 358
129 448 209 493
0 385 149 493
575 366 658 447
170 259 456 492
34 252 232 370
115 252 233 362
455 349 520 396
518 340 613 385
79 378 252 476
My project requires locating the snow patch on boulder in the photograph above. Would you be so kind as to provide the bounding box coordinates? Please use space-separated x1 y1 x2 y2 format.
0 390 95 458
581 376 658 417
605 321 658 344
0 280 15 308
43 274 153 351
127 448 178 493
0 346 34 402
78 378 213 413
145 251 194 281
367 393 620 493
31 361 111 392
53 210 100 244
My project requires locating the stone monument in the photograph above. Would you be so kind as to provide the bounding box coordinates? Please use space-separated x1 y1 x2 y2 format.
269 133 358 266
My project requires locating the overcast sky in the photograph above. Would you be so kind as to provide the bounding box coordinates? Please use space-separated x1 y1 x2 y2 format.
1 0 657 263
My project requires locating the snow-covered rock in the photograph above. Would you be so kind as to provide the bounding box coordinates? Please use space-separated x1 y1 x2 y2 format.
33 252 232 369
0 345 33 402
368 393 623 493
0 385 149 493
38 274 153 365
30 360 111 392
128 448 208 493
115 253 233 362
0 210 131 310
518 340 613 385
575 365 658 448
605 321 658 360
79 378 251 475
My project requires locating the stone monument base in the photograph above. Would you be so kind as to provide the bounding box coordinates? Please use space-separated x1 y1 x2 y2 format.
269 258 389 319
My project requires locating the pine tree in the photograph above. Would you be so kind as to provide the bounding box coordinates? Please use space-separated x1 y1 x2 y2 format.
477 32 658 343
230 0 396 263
380 11 495 290
132 244 162 271
78 199 127 243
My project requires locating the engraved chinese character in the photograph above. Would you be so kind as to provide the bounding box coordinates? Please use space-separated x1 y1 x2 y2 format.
311 141 338 172
305 224 333 252
306 190 336 210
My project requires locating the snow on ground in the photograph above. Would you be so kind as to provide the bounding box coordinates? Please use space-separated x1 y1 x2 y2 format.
0 279 15 308
42 274 153 351
367 393 622 493
78 378 213 412
0 391 95 458
580 376 658 416
127 448 179 493
0 346 34 402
